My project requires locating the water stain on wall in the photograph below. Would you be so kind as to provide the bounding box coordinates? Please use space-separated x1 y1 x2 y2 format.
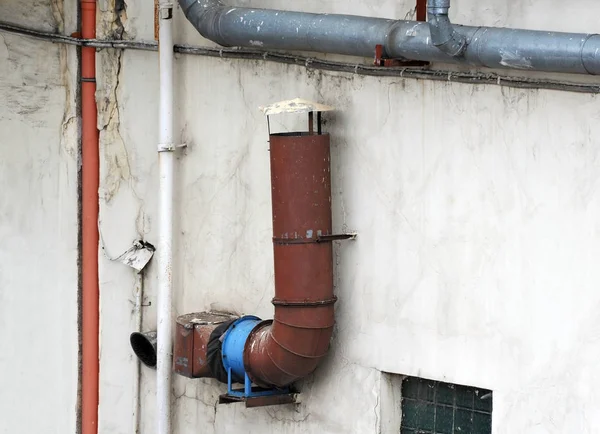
97 0 133 203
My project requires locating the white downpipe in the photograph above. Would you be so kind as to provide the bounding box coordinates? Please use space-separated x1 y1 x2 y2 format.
157 1 174 434
132 273 143 434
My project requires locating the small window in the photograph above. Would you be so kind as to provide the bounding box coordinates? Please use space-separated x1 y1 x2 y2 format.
401 376 492 434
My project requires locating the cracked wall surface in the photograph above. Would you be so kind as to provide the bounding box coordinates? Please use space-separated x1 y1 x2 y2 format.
96 2 158 433
2 0 600 433
0 0 78 433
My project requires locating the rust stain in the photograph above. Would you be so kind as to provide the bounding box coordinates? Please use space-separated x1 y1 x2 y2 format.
154 0 159 41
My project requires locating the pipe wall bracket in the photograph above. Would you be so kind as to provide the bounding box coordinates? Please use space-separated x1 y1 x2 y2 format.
158 143 187 152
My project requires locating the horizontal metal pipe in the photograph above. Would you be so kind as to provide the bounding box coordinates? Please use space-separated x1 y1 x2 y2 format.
179 0 600 75
179 0 395 57
3 21 599 94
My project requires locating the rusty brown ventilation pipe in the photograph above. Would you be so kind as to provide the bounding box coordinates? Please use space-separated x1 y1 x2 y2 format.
172 101 351 402
243 126 335 387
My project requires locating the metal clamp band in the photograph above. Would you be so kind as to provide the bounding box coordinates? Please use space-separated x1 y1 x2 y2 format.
159 3 174 19
272 237 317 245
272 297 338 307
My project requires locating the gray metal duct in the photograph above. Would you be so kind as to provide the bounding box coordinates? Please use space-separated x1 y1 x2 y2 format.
427 0 467 57
179 0 600 75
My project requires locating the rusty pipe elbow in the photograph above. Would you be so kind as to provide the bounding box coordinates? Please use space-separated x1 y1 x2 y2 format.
244 300 336 388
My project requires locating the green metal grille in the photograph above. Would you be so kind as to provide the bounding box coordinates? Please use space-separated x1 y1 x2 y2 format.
400 377 492 434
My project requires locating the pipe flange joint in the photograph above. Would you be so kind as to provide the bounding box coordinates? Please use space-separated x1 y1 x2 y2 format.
428 7 449 15
428 0 450 8
428 0 450 15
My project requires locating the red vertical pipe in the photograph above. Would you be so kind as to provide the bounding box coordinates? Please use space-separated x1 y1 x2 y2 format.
81 0 99 433
417 0 427 21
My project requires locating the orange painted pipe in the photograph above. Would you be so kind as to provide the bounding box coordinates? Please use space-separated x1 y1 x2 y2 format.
81 0 99 433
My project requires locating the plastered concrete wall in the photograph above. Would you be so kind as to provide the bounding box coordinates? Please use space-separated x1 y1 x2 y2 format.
4 0 600 433
0 1 78 433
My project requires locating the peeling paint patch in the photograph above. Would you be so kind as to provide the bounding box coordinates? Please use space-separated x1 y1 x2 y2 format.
499 49 533 70
50 0 64 33
98 49 132 203
98 0 132 39
95 1 136 201
55 0 78 163
405 24 419 37
249 40 264 47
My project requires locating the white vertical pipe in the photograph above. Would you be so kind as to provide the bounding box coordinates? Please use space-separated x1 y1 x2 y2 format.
157 2 174 434
132 272 143 434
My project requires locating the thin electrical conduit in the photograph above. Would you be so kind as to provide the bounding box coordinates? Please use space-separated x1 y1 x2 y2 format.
157 2 175 434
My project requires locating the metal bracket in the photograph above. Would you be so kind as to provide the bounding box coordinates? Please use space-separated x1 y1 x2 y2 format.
317 233 357 242
158 143 187 153
374 45 429 68
159 3 173 19
273 233 357 245
219 368 297 408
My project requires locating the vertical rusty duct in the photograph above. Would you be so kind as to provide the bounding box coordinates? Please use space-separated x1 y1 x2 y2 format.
243 132 335 388
416 0 427 22
81 0 99 433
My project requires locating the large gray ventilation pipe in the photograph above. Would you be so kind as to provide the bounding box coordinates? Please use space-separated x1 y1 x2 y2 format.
179 0 600 75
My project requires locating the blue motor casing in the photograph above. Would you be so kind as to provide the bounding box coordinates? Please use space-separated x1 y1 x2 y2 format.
221 315 261 382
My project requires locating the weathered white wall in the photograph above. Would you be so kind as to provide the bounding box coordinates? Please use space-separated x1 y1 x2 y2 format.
0 1 79 433
3 0 600 433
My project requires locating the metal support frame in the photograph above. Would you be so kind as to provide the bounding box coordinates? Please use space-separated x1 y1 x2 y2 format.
374 44 430 68
374 0 428 68
219 367 297 407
